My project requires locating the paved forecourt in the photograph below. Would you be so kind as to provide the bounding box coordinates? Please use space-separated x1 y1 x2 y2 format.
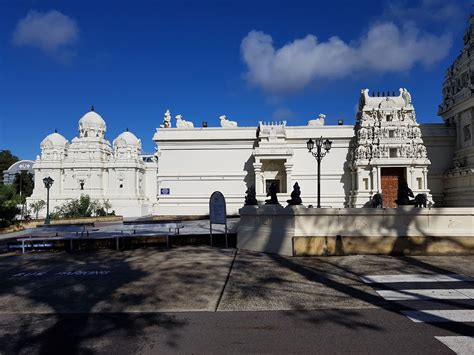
0 247 473 353
0 246 235 313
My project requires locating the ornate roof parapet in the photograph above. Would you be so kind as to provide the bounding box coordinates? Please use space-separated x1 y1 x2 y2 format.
353 88 430 166
258 121 287 143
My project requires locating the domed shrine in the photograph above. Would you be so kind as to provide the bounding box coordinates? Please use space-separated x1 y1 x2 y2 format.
28 108 157 216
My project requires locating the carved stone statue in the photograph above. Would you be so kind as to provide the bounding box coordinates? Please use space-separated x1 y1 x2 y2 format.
371 193 383 208
265 182 279 205
287 182 302 205
401 88 412 107
219 115 238 128
175 114 194 128
244 186 258 205
395 179 414 205
160 109 171 128
308 113 326 126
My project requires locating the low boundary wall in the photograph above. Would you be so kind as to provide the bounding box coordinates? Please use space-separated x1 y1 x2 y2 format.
237 206 474 256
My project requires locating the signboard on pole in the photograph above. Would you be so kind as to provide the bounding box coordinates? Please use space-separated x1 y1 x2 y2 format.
210 191 226 224
209 191 228 247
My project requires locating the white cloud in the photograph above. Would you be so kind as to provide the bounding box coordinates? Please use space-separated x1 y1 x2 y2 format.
12 10 79 56
241 22 452 93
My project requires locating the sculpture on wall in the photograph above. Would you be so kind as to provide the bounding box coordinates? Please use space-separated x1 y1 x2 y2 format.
308 113 326 126
244 186 258 205
371 193 383 208
287 182 302 205
395 179 427 207
175 114 194 128
219 115 238 128
265 182 279 205
395 179 414 205
160 109 172 128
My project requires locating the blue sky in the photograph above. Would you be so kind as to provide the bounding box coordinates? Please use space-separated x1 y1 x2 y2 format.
0 0 471 159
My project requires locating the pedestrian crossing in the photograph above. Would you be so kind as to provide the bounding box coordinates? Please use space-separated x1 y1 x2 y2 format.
361 273 474 354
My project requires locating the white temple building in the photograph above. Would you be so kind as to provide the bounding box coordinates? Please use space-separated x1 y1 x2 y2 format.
27 16 474 217
28 89 457 217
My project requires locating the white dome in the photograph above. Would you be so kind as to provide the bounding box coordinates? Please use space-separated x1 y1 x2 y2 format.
41 132 68 148
113 130 141 149
78 107 106 138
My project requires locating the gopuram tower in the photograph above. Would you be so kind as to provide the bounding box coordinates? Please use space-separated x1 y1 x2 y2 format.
351 89 432 207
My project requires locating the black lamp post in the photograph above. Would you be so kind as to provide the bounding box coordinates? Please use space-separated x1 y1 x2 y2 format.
43 176 54 225
307 137 332 208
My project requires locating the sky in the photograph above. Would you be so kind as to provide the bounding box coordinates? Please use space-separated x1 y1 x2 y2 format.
0 0 471 159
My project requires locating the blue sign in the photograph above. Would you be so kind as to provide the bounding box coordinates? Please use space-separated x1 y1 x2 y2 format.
160 188 170 195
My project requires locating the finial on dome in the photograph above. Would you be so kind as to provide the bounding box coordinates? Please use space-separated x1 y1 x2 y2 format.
54 128 57 133
91 105 95 112
126 127 129 132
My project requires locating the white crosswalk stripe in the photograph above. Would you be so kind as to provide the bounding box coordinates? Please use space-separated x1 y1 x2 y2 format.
435 336 474 355
376 289 472 300
402 310 474 323
361 274 474 284
362 273 474 353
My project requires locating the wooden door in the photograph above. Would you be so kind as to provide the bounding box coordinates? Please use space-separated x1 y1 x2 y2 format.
381 167 405 208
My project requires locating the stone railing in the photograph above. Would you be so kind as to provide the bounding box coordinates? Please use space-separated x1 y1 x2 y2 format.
237 206 474 256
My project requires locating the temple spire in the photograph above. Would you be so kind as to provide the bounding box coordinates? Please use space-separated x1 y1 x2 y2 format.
91 105 95 112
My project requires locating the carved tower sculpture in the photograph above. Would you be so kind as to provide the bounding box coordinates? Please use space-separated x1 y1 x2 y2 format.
351 89 432 207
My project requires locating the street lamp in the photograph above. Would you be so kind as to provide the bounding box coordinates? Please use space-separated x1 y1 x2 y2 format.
307 137 332 208
43 176 54 225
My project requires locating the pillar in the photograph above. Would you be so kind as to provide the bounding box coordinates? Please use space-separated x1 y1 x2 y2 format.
253 161 263 195
422 167 428 190
284 161 293 194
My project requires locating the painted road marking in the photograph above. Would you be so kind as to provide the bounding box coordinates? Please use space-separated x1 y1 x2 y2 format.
435 336 474 355
457 289 474 298
376 289 472 300
360 274 473 284
401 310 474 323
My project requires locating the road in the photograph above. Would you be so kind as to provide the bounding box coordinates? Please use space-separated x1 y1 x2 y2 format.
0 247 472 354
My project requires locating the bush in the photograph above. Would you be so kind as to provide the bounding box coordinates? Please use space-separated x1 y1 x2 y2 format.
0 185 21 227
50 194 111 219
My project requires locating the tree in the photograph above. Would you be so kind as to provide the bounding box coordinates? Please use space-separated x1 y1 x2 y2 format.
0 150 19 185
13 172 34 201
29 200 46 219
0 184 20 227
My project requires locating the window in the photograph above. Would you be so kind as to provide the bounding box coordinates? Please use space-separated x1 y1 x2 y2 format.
417 177 423 190
464 124 472 142
389 148 397 158
386 115 393 122
389 130 395 138
363 178 369 190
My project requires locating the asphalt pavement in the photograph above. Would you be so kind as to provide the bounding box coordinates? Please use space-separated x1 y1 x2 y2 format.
0 246 473 354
